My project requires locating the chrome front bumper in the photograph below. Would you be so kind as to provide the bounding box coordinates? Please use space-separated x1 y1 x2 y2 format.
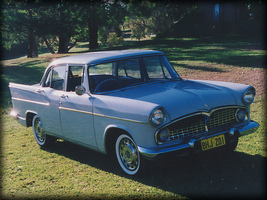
138 121 259 160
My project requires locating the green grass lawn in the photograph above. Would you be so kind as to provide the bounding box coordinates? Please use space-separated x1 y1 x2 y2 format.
1 35 266 199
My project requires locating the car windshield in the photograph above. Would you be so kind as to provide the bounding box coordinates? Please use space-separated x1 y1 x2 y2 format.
88 55 180 93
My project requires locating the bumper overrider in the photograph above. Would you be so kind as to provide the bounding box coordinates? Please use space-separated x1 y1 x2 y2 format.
138 120 259 160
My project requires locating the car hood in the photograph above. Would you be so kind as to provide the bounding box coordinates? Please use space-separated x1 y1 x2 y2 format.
111 79 238 120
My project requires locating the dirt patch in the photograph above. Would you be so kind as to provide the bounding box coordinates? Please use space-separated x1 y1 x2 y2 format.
180 67 266 99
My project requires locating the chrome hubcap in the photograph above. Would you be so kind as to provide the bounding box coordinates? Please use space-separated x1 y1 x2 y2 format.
34 118 45 142
119 138 138 171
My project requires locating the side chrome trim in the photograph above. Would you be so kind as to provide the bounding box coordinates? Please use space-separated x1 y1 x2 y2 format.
59 106 148 124
59 107 92 115
12 97 49 106
94 112 147 124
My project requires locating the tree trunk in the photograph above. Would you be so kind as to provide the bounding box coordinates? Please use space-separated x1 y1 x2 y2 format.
88 21 98 50
67 41 77 52
42 36 55 54
27 9 38 58
58 35 70 53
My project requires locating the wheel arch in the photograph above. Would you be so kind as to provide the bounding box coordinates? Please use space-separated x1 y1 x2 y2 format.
25 110 38 127
104 125 134 155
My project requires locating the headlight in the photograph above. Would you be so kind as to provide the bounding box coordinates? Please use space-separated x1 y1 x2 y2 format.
236 109 248 122
149 107 166 126
242 87 255 105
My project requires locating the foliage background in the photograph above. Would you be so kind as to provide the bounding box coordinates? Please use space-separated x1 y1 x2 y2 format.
2 0 265 58
1 0 266 199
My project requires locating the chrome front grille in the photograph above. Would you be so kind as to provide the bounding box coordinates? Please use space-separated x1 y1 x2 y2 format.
207 108 237 130
166 108 239 141
168 115 206 140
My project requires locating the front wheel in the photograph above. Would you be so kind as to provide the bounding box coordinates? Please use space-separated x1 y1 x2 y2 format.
32 115 55 147
115 134 141 175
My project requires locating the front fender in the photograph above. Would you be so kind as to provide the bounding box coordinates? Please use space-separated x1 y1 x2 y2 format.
102 124 135 154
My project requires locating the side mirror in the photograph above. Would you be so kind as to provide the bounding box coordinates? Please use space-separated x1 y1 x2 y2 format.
75 85 86 96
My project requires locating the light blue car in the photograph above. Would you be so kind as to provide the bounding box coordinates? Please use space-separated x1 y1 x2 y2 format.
9 50 259 175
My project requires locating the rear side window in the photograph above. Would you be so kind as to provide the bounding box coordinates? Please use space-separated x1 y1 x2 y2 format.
51 65 66 90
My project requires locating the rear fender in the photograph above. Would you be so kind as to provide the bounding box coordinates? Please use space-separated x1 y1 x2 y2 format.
25 110 39 127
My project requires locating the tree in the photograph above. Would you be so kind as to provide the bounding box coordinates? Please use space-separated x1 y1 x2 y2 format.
36 2 85 53
83 0 127 50
2 0 39 57
27 7 38 57
3 0 199 57
125 17 147 40
124 0 198 39
2 5 28 53
2 0 128 55
56 3 84 53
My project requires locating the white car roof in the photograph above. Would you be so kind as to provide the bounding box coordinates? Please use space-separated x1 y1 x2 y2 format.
48 50 164 66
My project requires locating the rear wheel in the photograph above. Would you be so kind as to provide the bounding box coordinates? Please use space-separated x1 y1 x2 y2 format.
115 134 141 175
32 115 55 146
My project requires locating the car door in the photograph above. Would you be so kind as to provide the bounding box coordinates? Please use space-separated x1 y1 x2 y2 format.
39 64 66 136
59 65 96 147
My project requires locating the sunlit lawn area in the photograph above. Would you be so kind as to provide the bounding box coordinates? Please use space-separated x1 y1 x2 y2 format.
1 35 266 199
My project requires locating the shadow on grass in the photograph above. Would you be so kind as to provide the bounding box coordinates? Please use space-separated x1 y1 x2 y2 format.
2 63 45 85
42 140 266 199
119 36 266 69
74 42 89 49
1 60 47 109
171 63 227 73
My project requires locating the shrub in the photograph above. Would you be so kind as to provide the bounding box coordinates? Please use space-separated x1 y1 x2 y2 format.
106 32 124 48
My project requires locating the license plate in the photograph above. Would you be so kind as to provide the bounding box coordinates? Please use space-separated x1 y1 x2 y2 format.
201 134 226 151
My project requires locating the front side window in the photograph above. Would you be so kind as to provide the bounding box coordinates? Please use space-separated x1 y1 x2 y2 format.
118 59 141 79
143 56 171 79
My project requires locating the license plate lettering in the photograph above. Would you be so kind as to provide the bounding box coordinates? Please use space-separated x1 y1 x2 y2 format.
215 137 225 146
201 135 226 151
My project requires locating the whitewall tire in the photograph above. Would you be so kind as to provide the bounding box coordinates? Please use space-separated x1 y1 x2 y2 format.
32 115 54 146
115 134 141 175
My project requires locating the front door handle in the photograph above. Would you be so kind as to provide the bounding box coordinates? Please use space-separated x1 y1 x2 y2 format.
37 89 44 94
61 94 68 98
